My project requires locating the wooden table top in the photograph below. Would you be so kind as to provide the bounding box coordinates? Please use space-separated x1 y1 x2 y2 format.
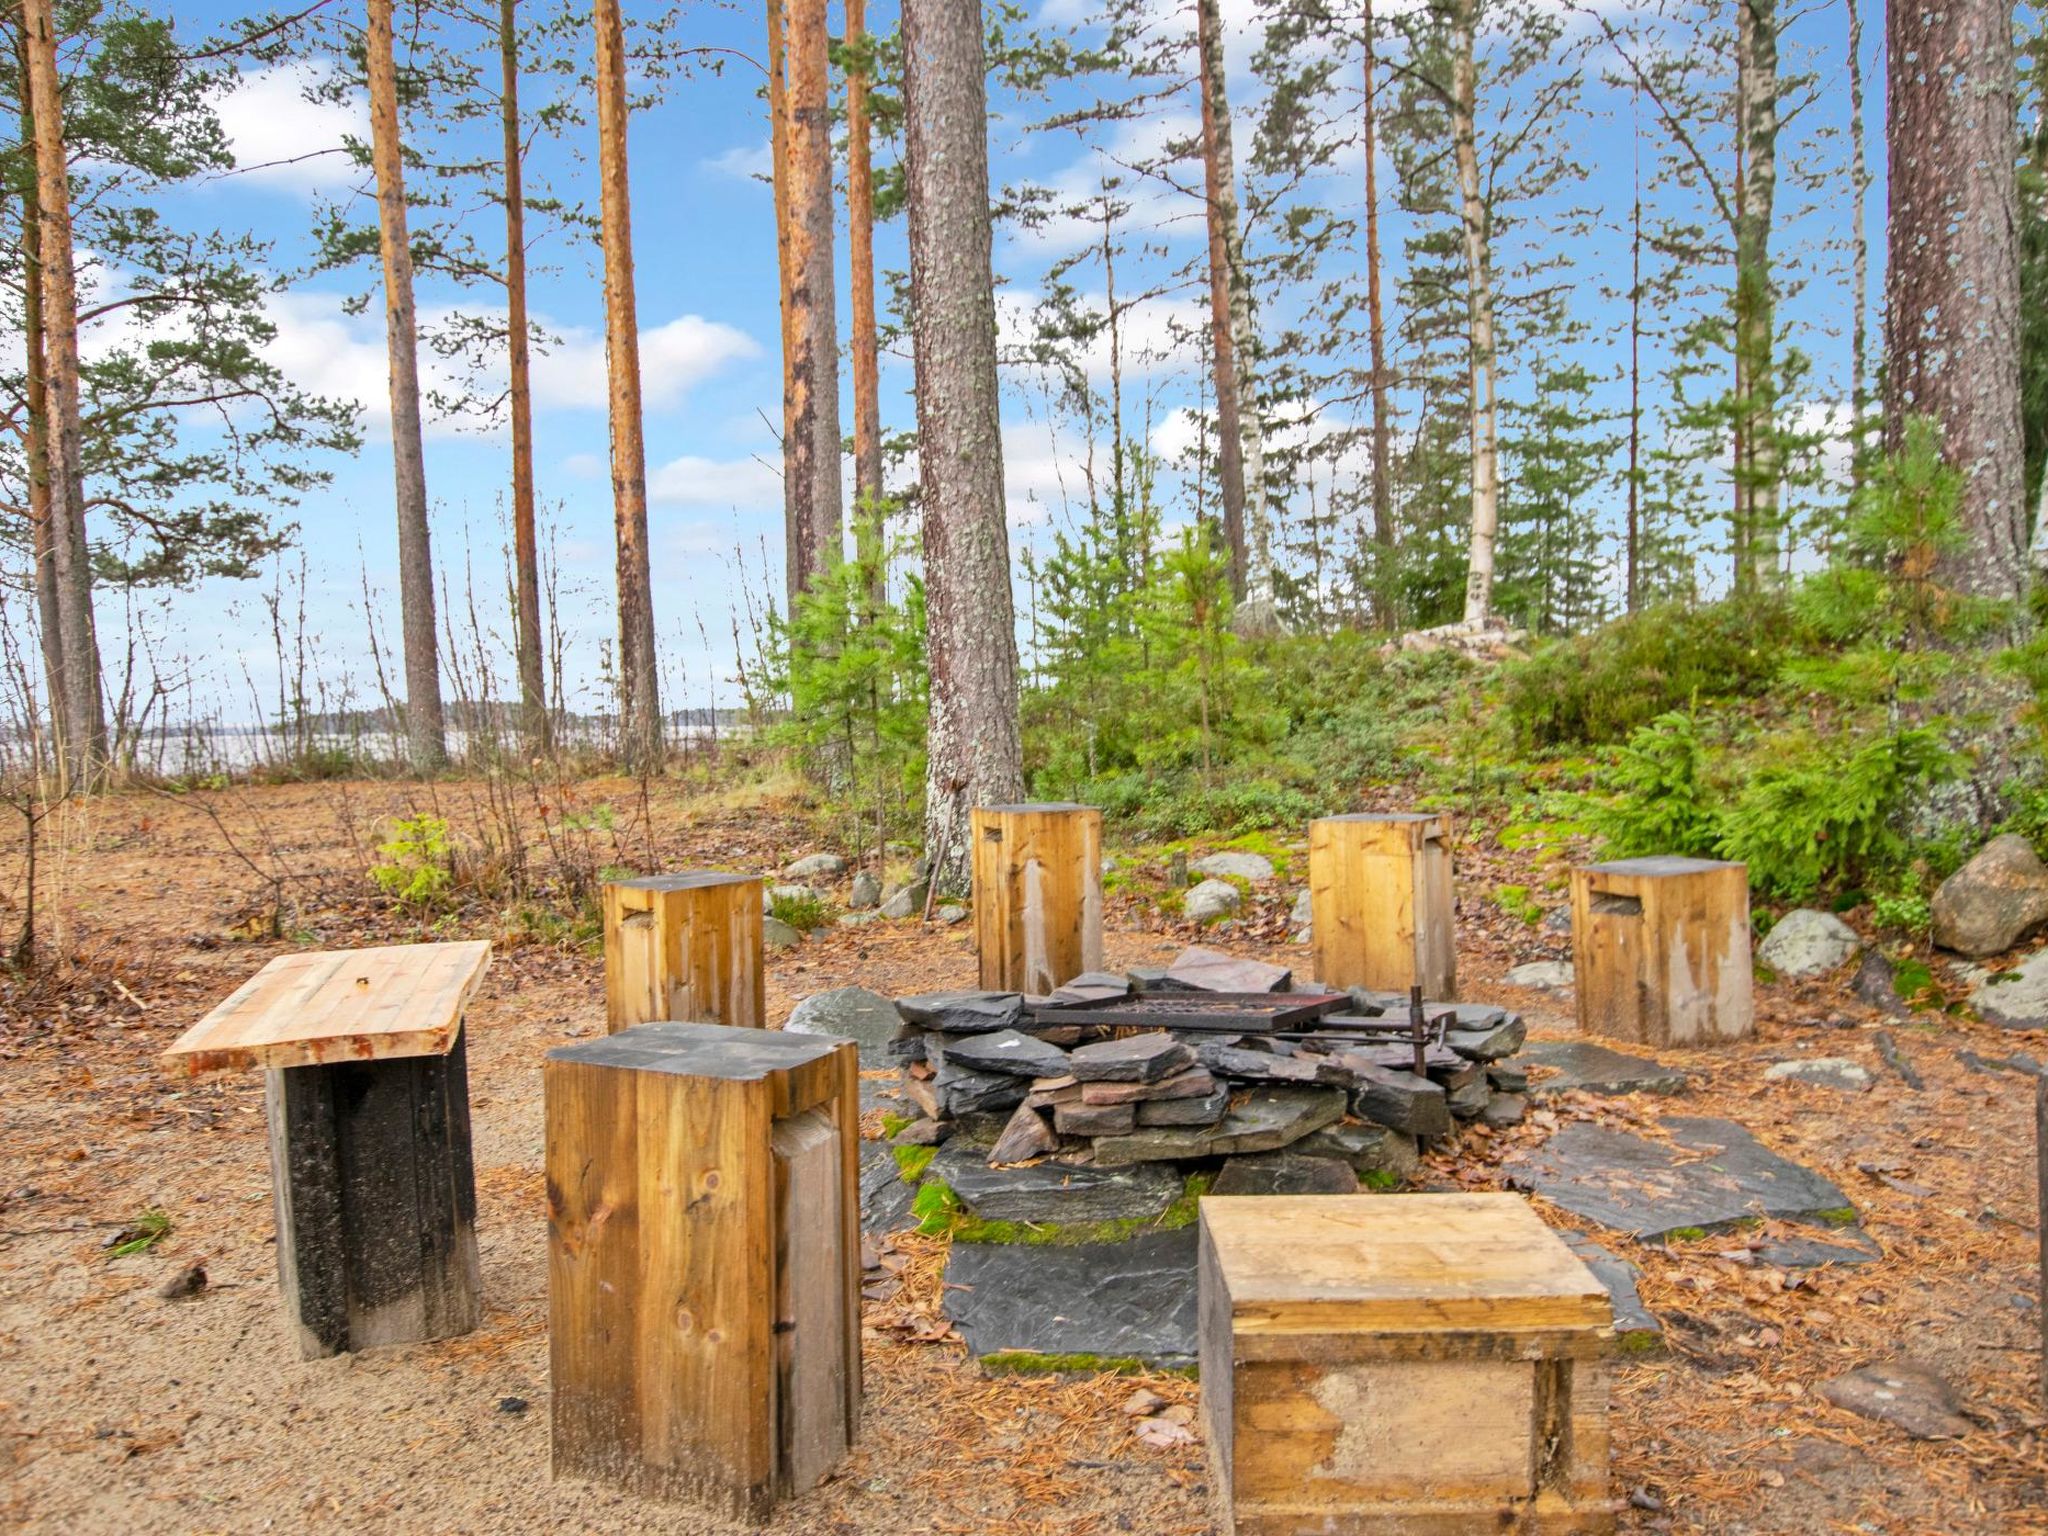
162 940 492 1075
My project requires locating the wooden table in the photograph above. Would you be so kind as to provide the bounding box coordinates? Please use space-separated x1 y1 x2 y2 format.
164 941 491 1359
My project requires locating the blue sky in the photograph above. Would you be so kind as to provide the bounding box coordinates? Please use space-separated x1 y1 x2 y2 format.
138 0 1884 727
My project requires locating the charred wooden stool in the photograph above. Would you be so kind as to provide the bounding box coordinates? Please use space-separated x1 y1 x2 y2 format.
545 1021 860 1516
971 802 1104 994
1308 812 1457 998
1571 856 1753 1045
602 872 765 1032
1199 1193 1614 1534
163 940 490 1359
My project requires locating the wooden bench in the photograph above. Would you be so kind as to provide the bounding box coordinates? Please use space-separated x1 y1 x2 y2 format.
1199 1193 1614 1534
163 940 490 1359
545 1021 860 1515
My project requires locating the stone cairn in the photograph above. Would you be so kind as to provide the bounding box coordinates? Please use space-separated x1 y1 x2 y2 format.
888 946 1531 1190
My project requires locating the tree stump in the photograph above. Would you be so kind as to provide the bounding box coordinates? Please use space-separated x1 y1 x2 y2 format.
970 803 1103 994
1571 856 1753 1046
546 1022 860 1515
1200 1193 1613 1534
603 872 764 1033
162 941 491 1359
1308 813 1456 999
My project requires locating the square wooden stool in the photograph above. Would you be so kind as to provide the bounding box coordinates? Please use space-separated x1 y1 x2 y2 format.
970 802 1104 993
1571 856 1753 1045
1309 813 1457 999
603 872 765 1032
1199 1193 1614 1535
163 940 490 1359
546 1021 860 1516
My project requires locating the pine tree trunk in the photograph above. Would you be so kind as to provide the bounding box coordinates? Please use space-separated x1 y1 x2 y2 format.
593 0 662 770
21 0 103 788
1847 0 1869 504
499 0 549 752
1734 0 1780 591
1628 86 1642 612
768 0 798 615
846 0 886 607
366 0 447 773
785 0 843 598
13 34 66 773
1888 0 2027 599
1362 0 1394 623
1195 0 1247 599
1450 0 1500 626
903 0 1024 891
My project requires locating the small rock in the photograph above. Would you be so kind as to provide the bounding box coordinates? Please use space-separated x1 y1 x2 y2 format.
1055 1100 1138 1136
784 986 900 1066
1070 1033 1198 1083
769 883 819 905
935 1062 1030 1118
837 911 880 928
890 1117 949 1147
1446 1017 1526 1062
1969 947 2048 1030
936 904 968 925
762 916 803 949
1183 879 1242 923
987 1103 1058 1164
1191 851 1275 882
1481 1092 1528 1129
1048 971 1130 1004
1290 888 1313 941
1135 1086 1231 1126
1082 1068 1216 1106
1504 960 1574 991
1757 909 1863 978
1296 1120 1420 1180
1932 833 2048 956
880 879 930 919
1487 1063 1528 1093
497 1396 530 1415
1820 1362 1970 1439
1763 1057 1874 1093
1093 1086 1347 1164
1446 1075 1492 1119
896 991 1025 1033
1212 1151 1358 1195
785 852 847 880
156 1263 207 1300
1164 945 1290 993
1542 906 1572 937
848 870 882 909
1851 950 1911 1017
1351 1065 1452 1138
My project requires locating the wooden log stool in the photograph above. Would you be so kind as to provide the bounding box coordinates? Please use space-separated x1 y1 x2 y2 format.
1308 812 1457 998
546 1022 860 1515
602 872 765 1032
970 802 1103 994
162 940 490 1360
1199 1193 1614 1535
1571 856 1753 1045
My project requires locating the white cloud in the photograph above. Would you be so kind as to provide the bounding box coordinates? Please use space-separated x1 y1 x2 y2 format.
705 139 774 180
213 62 368 199
648 453 783 508
534 316 759 412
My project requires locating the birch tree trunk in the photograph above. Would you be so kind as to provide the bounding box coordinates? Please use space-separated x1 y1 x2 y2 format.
785 0 844 597
593 0 662 770
903 0 1024 890
366 0 447 773
498 0 548 751
1734 0 1780 591
846 0 886 605
1888 0 2028 599
1362 0 1394 622
21 0 104 787
1195 0 1247 598
1450 0 1500 626
14 34 66 771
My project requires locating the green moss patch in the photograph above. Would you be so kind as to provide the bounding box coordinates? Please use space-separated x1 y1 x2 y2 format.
978 1351 1199 1378
893 1144 937 1183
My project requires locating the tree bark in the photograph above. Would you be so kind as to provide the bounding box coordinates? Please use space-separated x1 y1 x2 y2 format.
903 0 1024 890
1733 0 1780 592
768 0 797 613
1846 0 1869 505
784 0 844 604
846 0 885 606
21 0 104 787
498 0 549 752
593 0 662 770
13 30 66 773
366 0 447 773
1450 0 1500 625
1362 0 1393 623
1195 0 1247 600
1628 83 1642 612
1888 0 2027 599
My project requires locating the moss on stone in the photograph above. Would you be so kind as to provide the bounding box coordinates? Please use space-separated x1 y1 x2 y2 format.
950 1173 1212 1247
893 1143 937 1182
1616 1329 1664 1356
978 1350 1199 1378
1360 1168 1402 1191
880 1111 912 1140
1664 1226 1707 1242
1815 1206 1859 1227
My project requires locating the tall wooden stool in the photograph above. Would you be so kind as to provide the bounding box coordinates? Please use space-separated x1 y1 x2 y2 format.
1309 812 1456 998
1571 856 1753 1045
163 940 490 1359
603 872 765 1032
1200 1193 1613 1534
546 1022 860 1515
971 802 1103 994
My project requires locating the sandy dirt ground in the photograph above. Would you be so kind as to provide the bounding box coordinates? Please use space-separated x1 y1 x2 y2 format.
2 778 2046 1534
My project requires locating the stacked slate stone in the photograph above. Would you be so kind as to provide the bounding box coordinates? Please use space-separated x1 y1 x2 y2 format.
887 946 1531 1184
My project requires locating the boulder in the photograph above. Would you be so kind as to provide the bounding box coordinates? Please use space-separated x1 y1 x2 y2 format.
785 852 847 880
768 883 819 905
1351 1065 1451 1138
1820 1363 1970 1440
783 986 899 1066
1757 909 1863 977
1212 1151 1358 1195
1190 850 1275 882
1931 833 2048 956
880 878 930 919
762 916 803 949
1969 947 2048 1029
936 904 968 925
847 870 882 909
1183 879 1242 922
1504 960 1574 991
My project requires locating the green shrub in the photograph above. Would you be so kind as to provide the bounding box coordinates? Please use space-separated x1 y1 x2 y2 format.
769 890 832 932
1583 713 1725 860
371 814 455 911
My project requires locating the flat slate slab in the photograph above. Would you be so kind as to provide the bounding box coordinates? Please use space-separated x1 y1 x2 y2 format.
859 1141 917 1235
928 1145 1184 1225
784 986 901 1067
1521 1039 1688 1097
896 991 1027 1034
1511 1116 1854 1241
942 1228 1199 1365
1560 1232 1663 1349
1092 1085 1346 1165
940 1029 1073 1079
